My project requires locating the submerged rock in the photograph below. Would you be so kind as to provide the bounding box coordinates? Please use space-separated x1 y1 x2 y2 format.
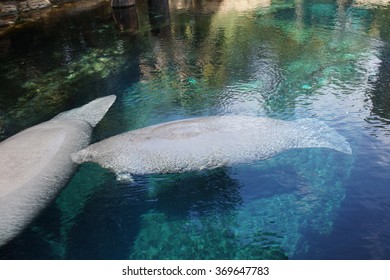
0 0 52 19
0 19 14 27
18 0 52 13
0 2 18 16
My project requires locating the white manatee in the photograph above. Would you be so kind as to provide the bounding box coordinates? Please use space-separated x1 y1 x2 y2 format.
72 116 352 181
0 95 116 247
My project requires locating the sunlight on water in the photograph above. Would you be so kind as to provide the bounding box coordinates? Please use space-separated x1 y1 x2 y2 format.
1 0 390 259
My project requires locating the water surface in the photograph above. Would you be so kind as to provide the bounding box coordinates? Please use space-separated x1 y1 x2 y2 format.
1 0 390 259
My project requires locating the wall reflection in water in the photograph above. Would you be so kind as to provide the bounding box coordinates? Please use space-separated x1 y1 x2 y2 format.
112 0 171 34
1 0 390 260
112 6 139 32
148 0 170 35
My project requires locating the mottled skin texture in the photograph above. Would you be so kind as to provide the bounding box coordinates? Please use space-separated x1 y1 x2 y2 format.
73 116 352 181
0 95 116 247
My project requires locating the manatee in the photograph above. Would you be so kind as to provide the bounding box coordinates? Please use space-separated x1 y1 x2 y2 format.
72 116 351 181
0 95 116 247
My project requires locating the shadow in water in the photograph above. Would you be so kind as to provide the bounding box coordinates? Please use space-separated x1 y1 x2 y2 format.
147 0 170 35
128 168 288 260
112 6 139 33
66 168 246 259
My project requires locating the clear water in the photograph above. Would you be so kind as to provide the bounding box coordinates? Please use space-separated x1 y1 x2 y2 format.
0 0 390 259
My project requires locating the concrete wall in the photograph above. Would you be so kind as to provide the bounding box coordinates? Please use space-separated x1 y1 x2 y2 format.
1 0 52 18
0 0 107 28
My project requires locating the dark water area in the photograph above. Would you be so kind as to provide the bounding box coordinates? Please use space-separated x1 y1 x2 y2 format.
1 0 390 259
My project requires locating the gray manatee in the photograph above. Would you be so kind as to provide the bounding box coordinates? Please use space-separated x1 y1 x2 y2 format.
0 95 116 247
72 116 352 181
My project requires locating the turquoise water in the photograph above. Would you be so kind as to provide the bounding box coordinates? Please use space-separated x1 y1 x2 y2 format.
1 0 390 259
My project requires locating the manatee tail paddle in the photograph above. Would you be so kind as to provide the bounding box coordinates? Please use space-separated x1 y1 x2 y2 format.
293 118 352 155
53 95 117 127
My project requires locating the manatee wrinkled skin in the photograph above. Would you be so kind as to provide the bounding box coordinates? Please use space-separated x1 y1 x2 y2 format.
72 116 352 181
0 95 116 247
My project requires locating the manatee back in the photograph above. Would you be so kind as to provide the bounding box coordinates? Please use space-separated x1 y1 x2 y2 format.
0 119 92 247
0 95 116 247
72 116 296 176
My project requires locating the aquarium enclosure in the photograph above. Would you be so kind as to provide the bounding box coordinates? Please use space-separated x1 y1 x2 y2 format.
1 0 390 260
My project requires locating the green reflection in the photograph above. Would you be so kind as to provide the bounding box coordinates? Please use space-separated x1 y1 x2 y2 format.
2 0 390 259
128 148 352 259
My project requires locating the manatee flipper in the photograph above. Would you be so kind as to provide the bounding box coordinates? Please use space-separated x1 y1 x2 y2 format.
116 173 135 183
0 95 116 247
72 150 135 183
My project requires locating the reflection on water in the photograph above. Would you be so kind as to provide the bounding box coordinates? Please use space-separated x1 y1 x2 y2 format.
1 0 390 259
354 0 390 7
112 6 139 32
148 0 170 35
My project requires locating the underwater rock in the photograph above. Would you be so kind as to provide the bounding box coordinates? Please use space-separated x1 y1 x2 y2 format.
72 116 352 181
0 46 124 133
0 2 18 17
0 0 52 17
0 19 14 27
19 0 52 13
0 95 116 247
130 210 288 260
